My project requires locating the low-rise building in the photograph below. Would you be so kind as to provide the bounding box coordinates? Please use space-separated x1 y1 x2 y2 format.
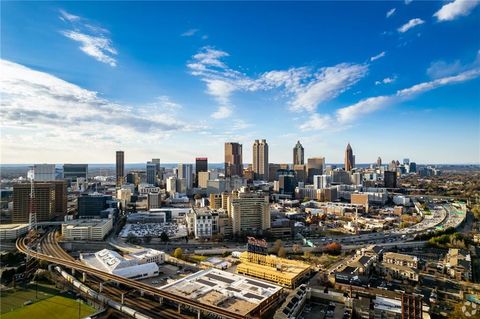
0 223 29 240
383 252 418 268
444 248 472 281
61 219 113 241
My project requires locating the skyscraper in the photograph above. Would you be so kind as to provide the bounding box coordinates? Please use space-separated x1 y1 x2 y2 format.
307 157 325 184
177 163 193 191
146 162 157 185
377 157 382 167
63 164 88 182
384 171 397 188
195 157 208 187
293 141 304 165
32 164 56 181
252 139 269 181
225 142 243 177
116 151 124 187
13 182 56 223
344 143 354 171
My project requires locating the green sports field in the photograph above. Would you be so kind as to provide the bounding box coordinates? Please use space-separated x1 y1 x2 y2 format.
0 283 95 318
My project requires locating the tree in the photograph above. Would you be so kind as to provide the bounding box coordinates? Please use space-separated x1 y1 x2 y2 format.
324 242 342 255
272 239 283 254
278 247 287 258
160 232 169 243
173 248 183 259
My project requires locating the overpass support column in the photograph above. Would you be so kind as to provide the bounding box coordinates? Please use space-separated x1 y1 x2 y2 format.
197 310 201 319
71 269 75 276
99 283 103 293
140 290 144 297
121 293 124 305
159 297 163 305
177 304 181 314
82 272 86 282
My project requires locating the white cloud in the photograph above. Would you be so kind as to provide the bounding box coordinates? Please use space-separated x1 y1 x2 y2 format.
434 0 480 21
188 46 368 117
62 31 117 67
181 29 199 37
59 9 80 22
386 8 396 18
370 51 386 62
211 106 233 119
398 18 425 33
375 76 396 85
300 66 480 131
299 113 334 131
0 60 193 155
59 10 117 67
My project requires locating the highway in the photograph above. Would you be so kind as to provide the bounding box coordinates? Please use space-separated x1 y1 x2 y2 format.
17 235 254 319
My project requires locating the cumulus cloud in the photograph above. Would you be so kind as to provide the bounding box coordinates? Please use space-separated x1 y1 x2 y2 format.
386 8 396 18
370 51 386 62
59 9 117 67
434 0 480 21
398 18 425 33
187 46 368 117
0 60 192 149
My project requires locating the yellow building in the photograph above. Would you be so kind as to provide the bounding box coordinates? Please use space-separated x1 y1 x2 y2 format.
236 251 311 289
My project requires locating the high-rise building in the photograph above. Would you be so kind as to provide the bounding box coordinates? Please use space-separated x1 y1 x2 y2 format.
409 162 417 173
147 192 161 210
225 142 243 177
78 194 117 219
293 164 307 184
116 151 124 187
32 164 56 181
376 157 382 167
293 141 304 165
384 171 397 188
177 164 193 191
307 157 325 184
253 139 269 181
166 176 177 193
313 175 331 189
278 174 297 195
63 164 88 182
195 157 208 187
229 192 270 234
146 162 157 185
403 158 410 165
52 180 67 218
13 182 56 223
344 143 354 171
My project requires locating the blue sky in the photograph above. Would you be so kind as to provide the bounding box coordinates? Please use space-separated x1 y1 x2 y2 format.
1 1 479 164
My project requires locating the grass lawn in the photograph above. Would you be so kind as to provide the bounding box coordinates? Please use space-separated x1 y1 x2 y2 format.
1 283 59 314
1 295 95 319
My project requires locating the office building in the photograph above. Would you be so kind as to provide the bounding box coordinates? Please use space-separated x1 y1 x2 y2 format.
376 157 382 167
307 157 325 184
332 169 352 185
166 176 177 193
252 139 269 180
293 141 304 165
278 173 297 195
344 143 354 171
0 224 29 240
268 163 289 182
146 162 157 185
195 157 208 187
409 162 417 173
197 171 210 189
293 164 307 184
229 192 270 234
52 180 68 218
78 194 118 219
313 174 331 189
152 158 161 180
177 163 193 191
63 164 88 182
116 151 124 187
225 142 243 177
147 192 161 210
384 171 397 188
32 164 56 181
13 182 55 223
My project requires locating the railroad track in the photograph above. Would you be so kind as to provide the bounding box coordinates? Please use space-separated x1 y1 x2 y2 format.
18 235 249 319
40 231 192 319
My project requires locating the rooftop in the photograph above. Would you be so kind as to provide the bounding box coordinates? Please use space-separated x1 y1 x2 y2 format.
159 268 282 316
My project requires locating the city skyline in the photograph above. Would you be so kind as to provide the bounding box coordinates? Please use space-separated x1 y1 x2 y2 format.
1 1 480 164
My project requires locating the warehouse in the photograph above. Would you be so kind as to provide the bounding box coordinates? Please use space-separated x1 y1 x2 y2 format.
160 268 283 317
